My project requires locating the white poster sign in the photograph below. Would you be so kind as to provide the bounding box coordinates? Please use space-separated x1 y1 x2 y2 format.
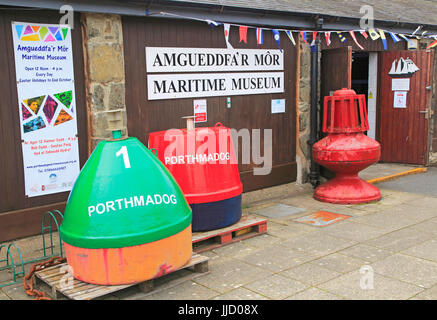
271 99 285 113
194 99 207 123
393 91 407 108
147 72 284 100
12 21 80 197
391 78 410 91
146 47 284 73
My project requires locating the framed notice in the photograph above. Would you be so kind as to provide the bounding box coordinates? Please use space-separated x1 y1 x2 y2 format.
393 91 407 109
11 22 80 197
194 99 207 123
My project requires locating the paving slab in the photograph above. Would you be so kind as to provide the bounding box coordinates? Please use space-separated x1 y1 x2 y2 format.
318 220 388 242
409 284 437 300
141 280 220 300
317 269 424 300
212 287 269 300
371 254 437 289
238 233 282 248
264 221 316 240
310 253 369 274
351 210 424 233
359 163 420 181
239 244 320 273
211 241 258 259
1 283 33 300
280 232 357 256
279 262 342 286
0 291 11 300
365 227 434 253
376 167 437 196
250 203 306 219
286 287 343 300
401 239 437 264
338 244 394 263
193 257 273 294
244 274 308 300
408 218 437 237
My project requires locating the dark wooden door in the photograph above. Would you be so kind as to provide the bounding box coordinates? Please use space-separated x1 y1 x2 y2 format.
321 47 352 99
378 50 433 165
319 47 352 178
0 10 88 242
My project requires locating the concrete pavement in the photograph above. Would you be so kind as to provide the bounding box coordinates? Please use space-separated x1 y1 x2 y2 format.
2 163 437 300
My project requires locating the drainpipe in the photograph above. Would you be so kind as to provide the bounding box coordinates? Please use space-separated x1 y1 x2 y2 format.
308 17 323 188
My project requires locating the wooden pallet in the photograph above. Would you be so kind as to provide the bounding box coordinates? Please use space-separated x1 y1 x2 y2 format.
192 215 267 253
33 253 208 300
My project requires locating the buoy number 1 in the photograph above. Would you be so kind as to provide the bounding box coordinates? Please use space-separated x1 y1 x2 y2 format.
116 146 131 168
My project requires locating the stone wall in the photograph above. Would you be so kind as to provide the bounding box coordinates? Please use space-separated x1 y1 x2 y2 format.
81 13 128 153
296 41 320 184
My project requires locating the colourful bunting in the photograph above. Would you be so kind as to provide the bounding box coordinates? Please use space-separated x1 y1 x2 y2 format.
349 31 364 50
325 32 331 46
206 19 220 28
300 31 308 44
368 28 380 40
285 30 296 45
426 39 437 49
272 29 281 51
239 26 248 43
337 32 347 43
223 24 232 49
360 30 369 39
256 28 263 45
389 32 401 43
378 29 387 50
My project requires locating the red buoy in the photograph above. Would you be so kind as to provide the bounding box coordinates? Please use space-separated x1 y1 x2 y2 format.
148 123 243 231
313 88 381 204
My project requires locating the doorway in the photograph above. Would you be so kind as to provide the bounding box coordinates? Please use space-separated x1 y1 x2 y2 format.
351 51 378 140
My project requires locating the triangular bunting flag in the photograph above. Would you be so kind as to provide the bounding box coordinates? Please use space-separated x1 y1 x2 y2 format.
378 29 387 50
239 26 248 43
368 28 380 40
285 31 296 45
349 31 364 50
223 24 233 49
272 29 281 51
426 39 437 49
31 26 40 33
337 32 347 43
325 32 331 46
310 31 317 47
206 20 220 28
300 31 308 44
389 32 400 43
256 28 263 45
